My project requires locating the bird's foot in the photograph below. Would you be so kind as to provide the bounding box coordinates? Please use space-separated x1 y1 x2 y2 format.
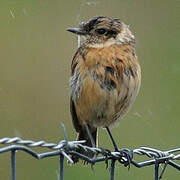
99 147 112 169
117 148 133 169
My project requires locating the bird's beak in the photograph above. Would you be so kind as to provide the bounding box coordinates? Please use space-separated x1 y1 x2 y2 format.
66 27 87 35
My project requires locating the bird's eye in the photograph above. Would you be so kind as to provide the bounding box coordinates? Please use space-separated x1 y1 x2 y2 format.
96 28 106 35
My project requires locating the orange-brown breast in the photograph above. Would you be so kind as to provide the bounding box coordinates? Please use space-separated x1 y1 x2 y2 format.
70 44 141 129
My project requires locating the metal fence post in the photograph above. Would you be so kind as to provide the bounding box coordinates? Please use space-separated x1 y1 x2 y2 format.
11 150 16 180
154 162 159 180
59 153 64 180
110 159 116 180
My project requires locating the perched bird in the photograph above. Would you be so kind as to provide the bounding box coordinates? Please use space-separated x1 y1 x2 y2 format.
67 16 141 162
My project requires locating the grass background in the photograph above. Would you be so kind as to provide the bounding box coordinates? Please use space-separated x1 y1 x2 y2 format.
0 0 180 179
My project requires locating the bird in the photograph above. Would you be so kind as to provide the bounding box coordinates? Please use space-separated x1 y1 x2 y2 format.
67 16 141 163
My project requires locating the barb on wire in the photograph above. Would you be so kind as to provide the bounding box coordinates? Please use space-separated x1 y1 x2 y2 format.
0 126 180 180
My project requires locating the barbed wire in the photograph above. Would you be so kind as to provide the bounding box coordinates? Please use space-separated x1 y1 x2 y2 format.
0 125 180 180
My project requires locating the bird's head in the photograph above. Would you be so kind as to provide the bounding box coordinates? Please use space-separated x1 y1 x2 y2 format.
67 16 135 48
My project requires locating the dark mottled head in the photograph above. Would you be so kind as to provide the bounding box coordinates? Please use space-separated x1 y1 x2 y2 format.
67 16 135 47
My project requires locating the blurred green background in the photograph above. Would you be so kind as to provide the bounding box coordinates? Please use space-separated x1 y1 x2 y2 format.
0 0 180 179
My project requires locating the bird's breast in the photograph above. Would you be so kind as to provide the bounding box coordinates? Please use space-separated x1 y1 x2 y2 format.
70 44 141 127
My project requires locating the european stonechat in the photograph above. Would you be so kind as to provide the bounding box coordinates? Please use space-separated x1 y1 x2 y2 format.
67 16 141 162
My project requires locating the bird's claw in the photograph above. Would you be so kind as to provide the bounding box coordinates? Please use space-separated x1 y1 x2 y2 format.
118 148 133 169
99 147 112 169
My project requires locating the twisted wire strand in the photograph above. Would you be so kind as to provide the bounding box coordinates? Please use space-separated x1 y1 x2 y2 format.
0 135 180 180
0 137 180 162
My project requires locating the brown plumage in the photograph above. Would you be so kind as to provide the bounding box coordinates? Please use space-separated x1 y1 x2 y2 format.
67 16 141 163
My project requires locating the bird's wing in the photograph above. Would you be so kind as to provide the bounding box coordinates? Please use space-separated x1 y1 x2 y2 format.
70 47 84 132
70 96 81 132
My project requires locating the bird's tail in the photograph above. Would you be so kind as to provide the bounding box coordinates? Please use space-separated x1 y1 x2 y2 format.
71 126 97 164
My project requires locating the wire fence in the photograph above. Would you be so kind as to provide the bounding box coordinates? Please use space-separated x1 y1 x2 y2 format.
0 125 180 180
